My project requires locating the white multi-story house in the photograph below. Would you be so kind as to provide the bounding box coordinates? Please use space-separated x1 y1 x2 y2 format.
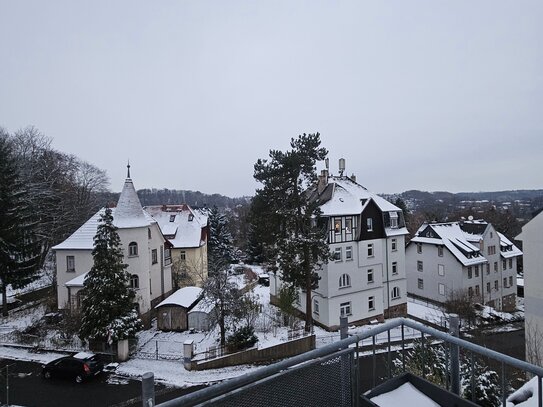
270 170 409 330
52 167 173 326
406 219 521 311
516 210 543 365
144 204 209 288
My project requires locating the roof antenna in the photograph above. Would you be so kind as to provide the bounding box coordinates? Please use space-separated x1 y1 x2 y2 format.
127 159 131 179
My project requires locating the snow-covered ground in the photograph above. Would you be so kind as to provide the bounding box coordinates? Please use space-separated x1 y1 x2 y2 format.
0 263 528 391
507 376 542 407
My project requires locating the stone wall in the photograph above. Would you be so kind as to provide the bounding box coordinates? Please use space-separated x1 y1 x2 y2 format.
190 334 316 371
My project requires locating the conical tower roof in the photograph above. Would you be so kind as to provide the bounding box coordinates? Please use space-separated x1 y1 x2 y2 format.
114 163 150 228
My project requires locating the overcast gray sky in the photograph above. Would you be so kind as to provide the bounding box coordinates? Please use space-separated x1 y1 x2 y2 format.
1 1 541 197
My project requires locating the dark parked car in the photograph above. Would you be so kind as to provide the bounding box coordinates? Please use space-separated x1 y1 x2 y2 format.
42 352 103 383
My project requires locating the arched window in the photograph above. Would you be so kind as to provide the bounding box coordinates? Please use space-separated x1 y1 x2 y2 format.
128 242 138 256
339 274 351 288
391 286 400 299
130 274 139 289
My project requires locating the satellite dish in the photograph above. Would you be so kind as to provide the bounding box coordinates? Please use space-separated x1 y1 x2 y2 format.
468 215 474 221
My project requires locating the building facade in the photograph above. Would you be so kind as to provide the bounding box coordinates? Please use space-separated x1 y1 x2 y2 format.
406 220 521 311
53 170 173 325
516 210 543 365
270 171 409 330
144 204 209 288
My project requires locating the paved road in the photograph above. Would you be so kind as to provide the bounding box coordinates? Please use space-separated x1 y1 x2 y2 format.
0 358 204 407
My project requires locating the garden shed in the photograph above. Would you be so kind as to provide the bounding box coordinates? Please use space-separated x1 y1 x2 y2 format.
155 286 202 331
188 298 214 332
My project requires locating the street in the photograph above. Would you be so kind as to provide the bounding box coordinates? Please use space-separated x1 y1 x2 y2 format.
0 358 204 407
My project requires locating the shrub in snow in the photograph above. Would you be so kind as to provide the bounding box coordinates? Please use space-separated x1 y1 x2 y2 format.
227 325 258 353
393 340 502 406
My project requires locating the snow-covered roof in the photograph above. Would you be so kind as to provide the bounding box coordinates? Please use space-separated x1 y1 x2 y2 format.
145 204 207 249
314 176 408 237
65 272 88 287
114 178 151 228
318 176 400 216
155 286 203 308
411 222 487 267
370 381 440 407
498 232 523 259
52 207 156 251
189 297 214 314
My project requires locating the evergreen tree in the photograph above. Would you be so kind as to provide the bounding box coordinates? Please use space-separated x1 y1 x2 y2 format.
208 206 237 264
0 132 43 316
393 340 502 406
253 133 329 332
79 208 142 342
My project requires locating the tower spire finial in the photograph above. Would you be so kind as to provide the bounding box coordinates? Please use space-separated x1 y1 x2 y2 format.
127 159 131 179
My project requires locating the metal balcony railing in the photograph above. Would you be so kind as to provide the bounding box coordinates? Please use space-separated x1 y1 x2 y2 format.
146 317 542 407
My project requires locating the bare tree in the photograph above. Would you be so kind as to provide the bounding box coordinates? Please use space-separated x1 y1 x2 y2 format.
444 288 479 329
525 318 543 367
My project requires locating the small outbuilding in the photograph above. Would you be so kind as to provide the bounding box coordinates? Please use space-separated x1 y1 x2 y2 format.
155 287 202 331
188 298 214 332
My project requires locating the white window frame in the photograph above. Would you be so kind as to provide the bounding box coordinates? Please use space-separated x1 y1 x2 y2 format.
417 261 423 272
339 273 351 288
417 243 422 254
418 278 424 290
128 242 138 257
180 251 186 261
392 262 398 275
152 249 158 265
438 246 443 257
313 298 319 315
66 256 75 272
345 246 353 261
340 302 352 317
130 274 139 289
334 247 342 262
391 286 400 299
367 243 374 257
438 283 445 296
367 217 373 232
367 269 374 283
368 296 375 311
438 264 445 276
390 212 398 229
391 238 397 251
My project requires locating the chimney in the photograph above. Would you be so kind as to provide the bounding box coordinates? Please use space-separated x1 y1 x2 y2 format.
350 173 356 183
318 169 329 194
339 158 345 177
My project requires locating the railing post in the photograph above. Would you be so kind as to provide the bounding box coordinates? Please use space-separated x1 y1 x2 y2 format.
449 314 460 396
340 316 348 340
142 372 155 407
401 323 405 372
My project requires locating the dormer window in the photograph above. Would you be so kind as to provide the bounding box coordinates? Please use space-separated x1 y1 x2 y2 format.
169 215 176 222
390 212 398 229
367 218 373 232
189 214 194 222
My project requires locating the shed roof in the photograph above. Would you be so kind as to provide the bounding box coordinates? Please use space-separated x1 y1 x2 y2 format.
155 287 203 309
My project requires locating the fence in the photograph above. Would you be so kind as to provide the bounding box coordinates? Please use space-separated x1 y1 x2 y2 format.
0 332 86 353
154 316 543 407
136 339 185 361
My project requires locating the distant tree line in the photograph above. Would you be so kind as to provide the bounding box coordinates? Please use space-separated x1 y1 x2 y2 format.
136 188 250 209
0 126 109 315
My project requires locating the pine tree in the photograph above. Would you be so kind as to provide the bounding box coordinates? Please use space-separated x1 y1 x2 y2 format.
79 208 142 342
208 206 237 264
0 132 43 316
253 133 329 332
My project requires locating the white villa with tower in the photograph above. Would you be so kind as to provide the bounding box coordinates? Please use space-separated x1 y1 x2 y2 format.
53 165 174 326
